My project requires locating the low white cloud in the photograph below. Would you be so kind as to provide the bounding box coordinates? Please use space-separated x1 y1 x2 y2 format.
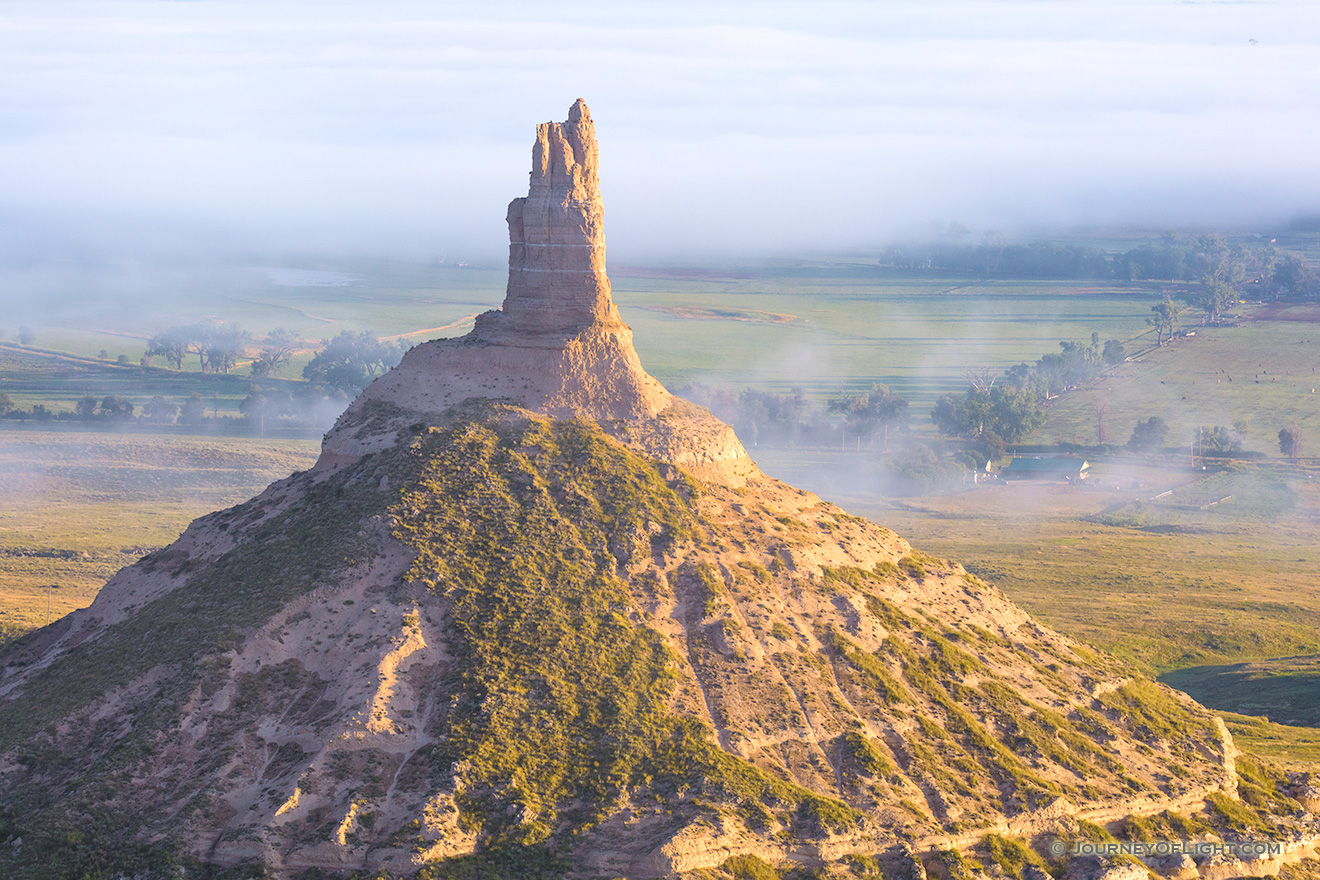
0 0 1316 267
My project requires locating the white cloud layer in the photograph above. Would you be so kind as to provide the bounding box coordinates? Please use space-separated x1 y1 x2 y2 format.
1 0 1317 262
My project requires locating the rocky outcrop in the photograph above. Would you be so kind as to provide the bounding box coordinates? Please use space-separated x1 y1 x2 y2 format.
316 99 753 481
494 98 618 337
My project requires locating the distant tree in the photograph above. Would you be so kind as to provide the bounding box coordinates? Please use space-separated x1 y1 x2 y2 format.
75 395 98 421
251 327 304 378
240 388 276 435
155 319 248 373
931 381 1042 443
1192 275 1237 323
677 382 739 424
828 383 908 449
1093 399 1110 444
1101 339 1126 366
100 395 134 420
145 327 190 371
974 429 1008 463
303 331 402 393
30 404 52 421
780 387 811 445
885 442 968 495
1196 425 1243 456
1118 235 1190 281
1270 254 1316 300
179 392 205 427
1127 416 1169 452
16 326 35 345
1034 339 1103 396
201 321 252 374
141 396 178 425
1279 424 1303 459
1147 298 1178 345
0 393 13 417
964 365 997 393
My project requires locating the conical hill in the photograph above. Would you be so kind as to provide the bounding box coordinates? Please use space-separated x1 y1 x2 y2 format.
0 102 1257 880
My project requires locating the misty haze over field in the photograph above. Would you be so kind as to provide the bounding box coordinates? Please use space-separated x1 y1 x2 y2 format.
1 0 1318 276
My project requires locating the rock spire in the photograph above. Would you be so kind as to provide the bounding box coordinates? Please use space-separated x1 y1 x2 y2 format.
497 98 622 336
315 100 755 483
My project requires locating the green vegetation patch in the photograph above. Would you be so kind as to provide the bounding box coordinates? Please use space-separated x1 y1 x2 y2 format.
824 627 911 705
1205 790 1277 837
840 730 895 778
977 833 1048 879
723 853 783 880
1119 809 1210 842
1096 679 1219 746
388 412 861 862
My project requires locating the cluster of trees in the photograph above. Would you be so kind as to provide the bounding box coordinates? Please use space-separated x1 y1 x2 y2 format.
145 320 256 374
1 325 406 432
144 323 405 393
301 331 405 393
0 394 43 420
679 385 829 447
881 240 1115 278
1122 417 1303 459
6 387 348 434
930 334 1125 456
827 383 908 449
878 233 1320 305
75 395 137 421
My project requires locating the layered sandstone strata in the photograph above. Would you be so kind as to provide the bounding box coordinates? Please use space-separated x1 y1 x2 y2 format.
493 98 620 336
318 100 754 483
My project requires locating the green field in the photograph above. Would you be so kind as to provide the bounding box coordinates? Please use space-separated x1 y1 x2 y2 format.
1028 307 1320 454
619 270 1162 410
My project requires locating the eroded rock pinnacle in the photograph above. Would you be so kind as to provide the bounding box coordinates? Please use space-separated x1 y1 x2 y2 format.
498 98 623 336
315 100 754 483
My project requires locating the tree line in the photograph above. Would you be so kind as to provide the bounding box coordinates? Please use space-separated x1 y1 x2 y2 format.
144 323 405 389
880 232 1319 308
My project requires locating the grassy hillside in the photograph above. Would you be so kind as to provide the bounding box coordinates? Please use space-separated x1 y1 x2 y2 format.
1026 307 1320 455
0 410 1251 879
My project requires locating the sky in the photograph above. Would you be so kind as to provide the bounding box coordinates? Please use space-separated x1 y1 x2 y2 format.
2 0 1319 265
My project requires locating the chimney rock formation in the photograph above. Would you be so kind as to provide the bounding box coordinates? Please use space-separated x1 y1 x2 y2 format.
498 98 620 336
319 99 754 483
